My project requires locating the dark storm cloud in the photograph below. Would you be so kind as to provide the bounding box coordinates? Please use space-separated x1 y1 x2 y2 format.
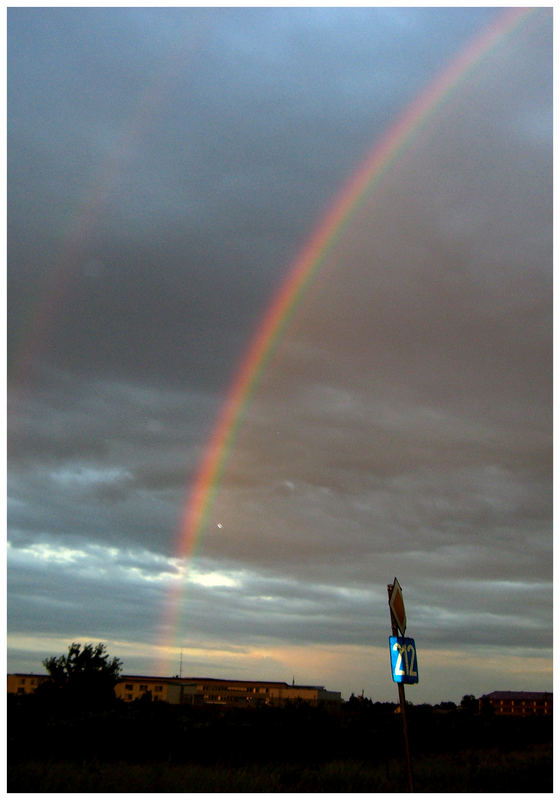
8 6 499 388
8 7 551 699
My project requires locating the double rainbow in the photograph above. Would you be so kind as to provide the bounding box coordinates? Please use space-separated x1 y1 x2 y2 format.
162 7 535 656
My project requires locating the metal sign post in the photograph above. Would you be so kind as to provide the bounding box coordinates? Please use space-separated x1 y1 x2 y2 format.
388 579 414 792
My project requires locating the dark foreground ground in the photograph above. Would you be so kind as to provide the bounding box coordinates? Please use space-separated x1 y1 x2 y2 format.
8 695 552 792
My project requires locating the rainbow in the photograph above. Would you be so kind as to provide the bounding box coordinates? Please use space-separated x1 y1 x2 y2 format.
10 17 208 398
161 7 535 656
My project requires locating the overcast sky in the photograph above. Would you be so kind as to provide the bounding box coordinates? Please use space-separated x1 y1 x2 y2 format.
7 6 552 703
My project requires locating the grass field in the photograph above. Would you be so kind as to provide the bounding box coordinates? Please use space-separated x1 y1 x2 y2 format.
8 744 552 792
8 694 553 792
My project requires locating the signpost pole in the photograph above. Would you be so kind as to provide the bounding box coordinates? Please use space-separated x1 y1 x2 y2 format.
387 582 414 793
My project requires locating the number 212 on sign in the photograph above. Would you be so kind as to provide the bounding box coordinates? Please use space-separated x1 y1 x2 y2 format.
389 636 419 684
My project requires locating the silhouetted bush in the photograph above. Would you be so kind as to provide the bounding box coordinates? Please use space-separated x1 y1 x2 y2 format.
37 642 122 712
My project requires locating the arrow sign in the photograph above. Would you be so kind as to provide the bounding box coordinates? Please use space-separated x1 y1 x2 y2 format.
389 577 407 635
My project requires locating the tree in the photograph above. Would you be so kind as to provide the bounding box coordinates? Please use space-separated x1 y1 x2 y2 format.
434 700 457 712
479 694 494 716
40 642 122 709
460 694 478 714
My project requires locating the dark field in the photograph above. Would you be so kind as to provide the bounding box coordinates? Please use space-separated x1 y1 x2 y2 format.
8 696 552 792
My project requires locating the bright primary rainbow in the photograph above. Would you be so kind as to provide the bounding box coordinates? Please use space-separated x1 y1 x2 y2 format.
161 7 536 659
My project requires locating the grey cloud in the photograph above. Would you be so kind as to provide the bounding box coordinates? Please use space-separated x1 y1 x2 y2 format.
8 541 551 659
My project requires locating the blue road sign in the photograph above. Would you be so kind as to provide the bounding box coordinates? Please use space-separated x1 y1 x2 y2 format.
389 636 419 684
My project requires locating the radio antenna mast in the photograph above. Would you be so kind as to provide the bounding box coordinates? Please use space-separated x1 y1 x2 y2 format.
179 648 183 679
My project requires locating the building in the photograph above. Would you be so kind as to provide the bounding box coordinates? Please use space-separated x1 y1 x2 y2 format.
7 672 190 704
479 691 552 716
114 676 188 704
116 675 342 706
7 674 48 696
8 672 342 707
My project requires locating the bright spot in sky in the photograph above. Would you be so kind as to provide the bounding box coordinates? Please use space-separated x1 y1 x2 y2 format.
217 522 223 529
189 569 238 588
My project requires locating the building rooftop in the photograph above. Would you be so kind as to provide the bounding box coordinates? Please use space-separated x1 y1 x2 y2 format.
119 675 327 689
483 691 552 700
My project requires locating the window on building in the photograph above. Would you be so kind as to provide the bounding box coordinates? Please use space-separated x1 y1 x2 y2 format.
154 686 163 692
125 684 133 690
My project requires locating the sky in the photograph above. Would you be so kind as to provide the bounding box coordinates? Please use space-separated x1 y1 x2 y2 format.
7 6 552 704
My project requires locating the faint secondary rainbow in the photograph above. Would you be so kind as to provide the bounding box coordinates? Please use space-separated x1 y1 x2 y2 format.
10 17 209 399
161 7 535 657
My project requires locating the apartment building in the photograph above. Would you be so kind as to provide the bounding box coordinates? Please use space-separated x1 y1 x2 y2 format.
8 672 342 707
116 675 342 706
114 676 188 704
7 674 48 695
479 691 552 716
